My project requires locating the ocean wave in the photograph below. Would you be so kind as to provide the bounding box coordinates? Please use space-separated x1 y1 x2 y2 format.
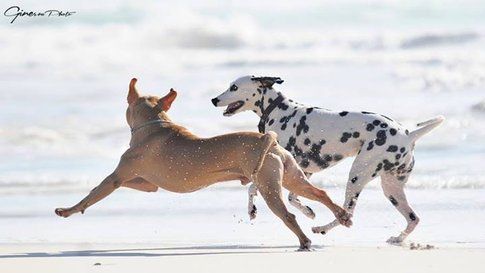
400 32 480 49
1 173 484 196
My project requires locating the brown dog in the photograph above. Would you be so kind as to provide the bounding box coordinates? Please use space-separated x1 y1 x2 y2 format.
54 78 351 250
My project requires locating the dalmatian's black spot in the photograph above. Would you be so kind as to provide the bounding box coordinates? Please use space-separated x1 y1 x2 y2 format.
395 154 401 160
387 145 398 152
394 161 400 166
285 136 296 152
333 154 343 161
252 93 256 97
372 173 377 177
294 146 303 157
304 138 311 145
389 196 398 206
400 147 406 153
300 159 310 168
405 129 409 135
307 143 329 168
398 163 406 171
268 119 274 126
383 159 394 171
366 124 375 131
398 176 407 181
375 130 387 146
390 128 397 135
324 154 332 161
348 199 354 209
339 111 348 117
279 110 298 131
352 132 360 138
306 107 314 114
362 111 376 115
409 212 417 221
355 192 360 198
351 176 358 183
340 132 352 143
254 100 260 107
250 205 257 215
380 123 388 128
376 162 383 171
372 120 381 126
319 139 326 145
296 116 310 136
268 98 274 104
278 102 289 110
293 123 296 128
367 141 374 151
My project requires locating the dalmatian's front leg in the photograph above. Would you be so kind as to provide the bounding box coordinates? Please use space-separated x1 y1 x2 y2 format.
381 173 419 245
248 183 258 220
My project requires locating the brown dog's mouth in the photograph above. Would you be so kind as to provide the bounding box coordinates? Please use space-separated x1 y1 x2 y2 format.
223 101 244 116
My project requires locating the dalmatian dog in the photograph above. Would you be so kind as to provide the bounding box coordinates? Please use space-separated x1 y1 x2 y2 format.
211 75 444 244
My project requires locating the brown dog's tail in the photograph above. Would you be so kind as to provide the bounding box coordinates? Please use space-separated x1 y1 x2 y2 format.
252 131 278 177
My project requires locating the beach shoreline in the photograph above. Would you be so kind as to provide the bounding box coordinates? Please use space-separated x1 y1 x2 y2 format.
1 243 483 273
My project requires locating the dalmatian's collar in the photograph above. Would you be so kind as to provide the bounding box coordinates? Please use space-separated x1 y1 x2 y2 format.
258 94 285 133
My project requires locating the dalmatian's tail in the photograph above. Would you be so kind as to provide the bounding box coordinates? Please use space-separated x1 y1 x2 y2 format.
409 115 445 141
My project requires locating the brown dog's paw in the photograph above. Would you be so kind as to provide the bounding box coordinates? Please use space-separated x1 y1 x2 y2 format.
335 208 353 227
55 208 72 218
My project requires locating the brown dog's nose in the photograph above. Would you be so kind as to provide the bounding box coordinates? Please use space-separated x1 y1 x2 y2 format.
211 97 220 106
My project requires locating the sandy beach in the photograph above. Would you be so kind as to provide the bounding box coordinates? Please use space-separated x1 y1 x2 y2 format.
1 244 483 273
1 188 484 272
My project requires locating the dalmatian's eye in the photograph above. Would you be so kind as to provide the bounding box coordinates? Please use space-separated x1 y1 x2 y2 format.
230 84 238 92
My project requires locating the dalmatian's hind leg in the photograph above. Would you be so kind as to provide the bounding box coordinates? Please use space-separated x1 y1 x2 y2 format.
288 172 316 219
381 173 419 245
312 153 380 235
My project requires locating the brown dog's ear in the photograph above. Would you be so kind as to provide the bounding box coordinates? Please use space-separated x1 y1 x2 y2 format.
158 88 177 111
127 78 140 104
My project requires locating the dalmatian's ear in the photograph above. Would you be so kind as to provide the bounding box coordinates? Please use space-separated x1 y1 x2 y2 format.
251 76 284 88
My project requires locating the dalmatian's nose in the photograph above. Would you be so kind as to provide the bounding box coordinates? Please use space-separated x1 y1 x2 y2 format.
211 97 220 106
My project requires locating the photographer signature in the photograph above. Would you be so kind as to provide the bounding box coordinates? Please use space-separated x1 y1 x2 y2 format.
4 6 76 24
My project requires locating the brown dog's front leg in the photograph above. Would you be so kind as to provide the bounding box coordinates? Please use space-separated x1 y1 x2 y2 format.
55 172 124 218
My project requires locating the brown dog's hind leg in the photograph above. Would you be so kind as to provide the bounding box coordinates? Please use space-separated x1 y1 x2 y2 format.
281 151 352 227
55 172 131 218
255 153 311 250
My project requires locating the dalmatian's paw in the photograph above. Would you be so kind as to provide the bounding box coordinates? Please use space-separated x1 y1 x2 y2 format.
386 236 404 245
311 226 326 235
302 206 316 219
248 205 257 220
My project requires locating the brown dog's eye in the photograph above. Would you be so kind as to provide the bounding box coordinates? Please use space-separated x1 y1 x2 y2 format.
230 84 238 91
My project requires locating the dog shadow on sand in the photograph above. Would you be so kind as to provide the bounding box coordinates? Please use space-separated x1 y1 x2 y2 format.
0 244 327 259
